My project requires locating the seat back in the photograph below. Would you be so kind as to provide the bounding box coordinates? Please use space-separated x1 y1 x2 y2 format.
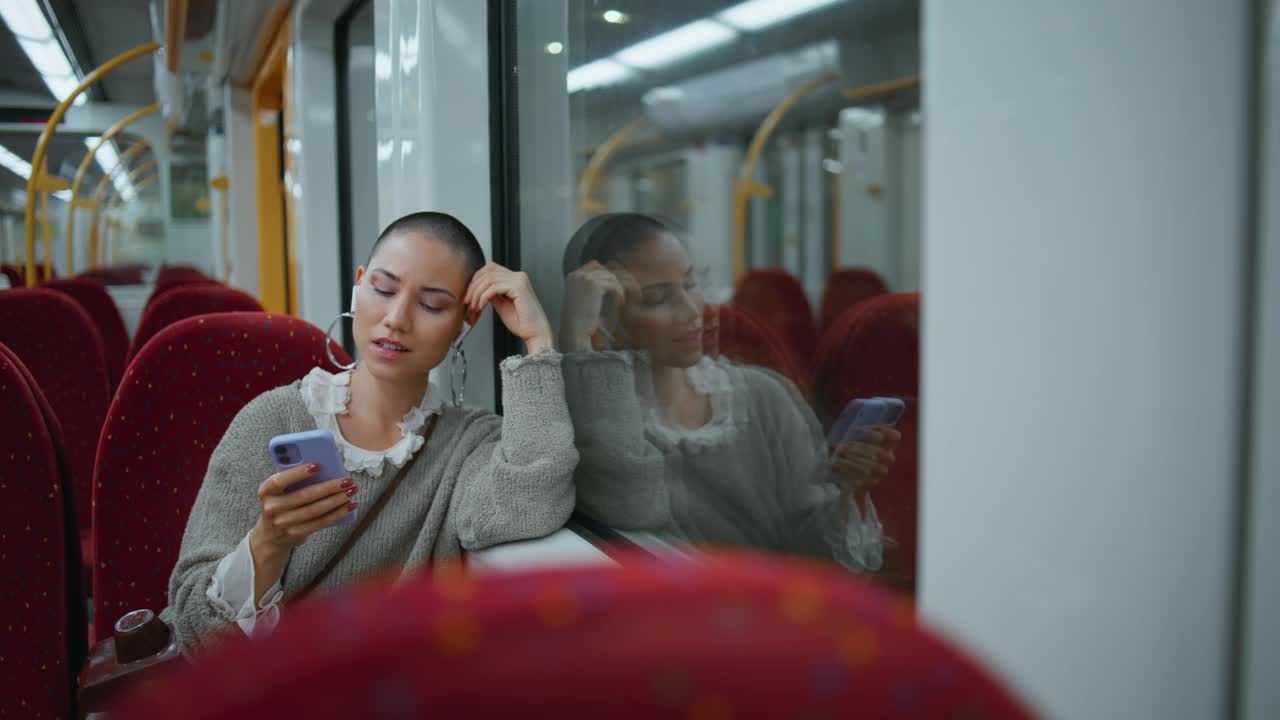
820 267 889 331
705 303 807 394
0 289 111 541
732 268 818 369
813 293 920 590
127 284 264 363
80 264 147 286
112 551 1032 719
43 277 130 391
93 313 350 638
0 345 76 720
0 263 22 287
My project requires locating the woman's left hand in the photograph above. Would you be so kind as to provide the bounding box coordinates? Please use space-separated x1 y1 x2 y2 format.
831 427 902 496
464 262 555 353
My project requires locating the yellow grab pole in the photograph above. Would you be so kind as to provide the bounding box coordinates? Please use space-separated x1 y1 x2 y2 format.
23 41 161 286
731 72 838 283
101 173 158 267
67 106 159 272
576 117 653 220
843 74 920 101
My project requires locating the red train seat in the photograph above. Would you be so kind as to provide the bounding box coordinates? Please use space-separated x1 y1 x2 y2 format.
705 303 808 395
819 267 889 332
43 277 131 391
0 289 111 580
0 345 79 719
732 268 819 371
127 285 264 364
92 313 350 640
813 293 920 592
111 551 1032 719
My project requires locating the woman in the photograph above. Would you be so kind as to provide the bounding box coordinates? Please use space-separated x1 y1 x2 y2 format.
164 212 577 650
559 213 899 572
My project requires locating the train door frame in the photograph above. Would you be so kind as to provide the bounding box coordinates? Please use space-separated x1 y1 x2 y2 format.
251 15 298 315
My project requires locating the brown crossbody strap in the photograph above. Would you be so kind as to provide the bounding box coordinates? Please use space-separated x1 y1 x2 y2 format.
288 413 441 605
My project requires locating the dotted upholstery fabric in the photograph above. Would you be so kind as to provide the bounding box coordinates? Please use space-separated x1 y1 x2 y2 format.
819 268 890 332
92 313 350 640
79 264 147 286
813 294 921 591
0 345 74 720
732 268 819 372
704 303 808 396
0 343 88 674
0 290 111 546
113 551 1033 719
43 278 130 391
127 285 264 364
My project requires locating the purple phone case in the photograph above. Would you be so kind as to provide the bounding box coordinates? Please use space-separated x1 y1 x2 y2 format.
267 429 354 526
828 398 887 445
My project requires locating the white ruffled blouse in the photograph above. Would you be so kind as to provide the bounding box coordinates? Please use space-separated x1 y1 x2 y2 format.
645 356 743 451
206 367 445 636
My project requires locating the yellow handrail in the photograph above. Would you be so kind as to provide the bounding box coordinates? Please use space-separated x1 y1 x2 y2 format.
166 0 188 73
66 105 159 272
844 74 920 100
101 173 158 266
576 117 653 220
88 160 157 269
23 41 161 286
731 72 838 282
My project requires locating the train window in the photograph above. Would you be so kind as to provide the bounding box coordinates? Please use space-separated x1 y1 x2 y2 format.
501 0 923 594
336 0 377 352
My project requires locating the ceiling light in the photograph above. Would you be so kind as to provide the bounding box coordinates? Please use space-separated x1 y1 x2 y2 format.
0 0 86 105
602 10 630 24
0 145 34 179
544 41 564 55
613 19 737 70
567 58 635 93
716 0 844 31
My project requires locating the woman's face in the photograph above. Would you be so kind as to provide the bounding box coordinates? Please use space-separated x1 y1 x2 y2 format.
352 231 470 384
617 232 705 369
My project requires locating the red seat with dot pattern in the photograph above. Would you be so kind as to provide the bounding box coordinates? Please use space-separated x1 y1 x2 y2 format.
813 294 920 592
0 289 111 575
144 266 214 306
92 313 350 640
704 303 808 396
43 277 131 391
732 268 819 373
0 344 78 720
112 551 1032 719
819 267 890 332
127 284 263 364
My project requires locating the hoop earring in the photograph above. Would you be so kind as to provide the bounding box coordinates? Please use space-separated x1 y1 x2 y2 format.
324 312 358 371
449 343 467 407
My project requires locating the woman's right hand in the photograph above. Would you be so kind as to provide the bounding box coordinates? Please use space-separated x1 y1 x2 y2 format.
560 260 633 352
249 464 358 557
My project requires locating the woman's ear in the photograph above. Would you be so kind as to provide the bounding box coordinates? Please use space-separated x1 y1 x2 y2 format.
354 266 366 284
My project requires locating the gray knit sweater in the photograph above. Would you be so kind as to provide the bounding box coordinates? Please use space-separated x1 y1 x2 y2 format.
563 351 882 571
162 353 577 650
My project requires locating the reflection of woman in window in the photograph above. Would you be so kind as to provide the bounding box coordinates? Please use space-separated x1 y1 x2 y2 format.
560 213 899 571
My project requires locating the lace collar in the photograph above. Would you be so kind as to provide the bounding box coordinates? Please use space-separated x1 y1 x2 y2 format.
299 367 446 475
646 356 744 452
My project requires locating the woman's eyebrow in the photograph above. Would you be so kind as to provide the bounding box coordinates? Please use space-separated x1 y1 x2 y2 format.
371 268 456 298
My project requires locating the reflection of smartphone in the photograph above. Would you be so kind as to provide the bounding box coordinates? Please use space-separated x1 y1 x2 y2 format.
829 397 906 446
268 429 354 526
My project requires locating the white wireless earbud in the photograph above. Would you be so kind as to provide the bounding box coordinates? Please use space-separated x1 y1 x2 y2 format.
349 285 359 314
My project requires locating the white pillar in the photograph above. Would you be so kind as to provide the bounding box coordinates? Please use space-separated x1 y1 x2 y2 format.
920 1 1253 718
780 135 801 276
801 127 826 306
838 106 890 279
749 161 769 269
686 142 741 304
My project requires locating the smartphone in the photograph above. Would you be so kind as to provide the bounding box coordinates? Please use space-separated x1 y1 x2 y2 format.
267 429 354 526
828 396 906 446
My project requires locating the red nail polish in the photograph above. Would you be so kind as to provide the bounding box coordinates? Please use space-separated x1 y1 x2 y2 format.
307 463 320 472
347 501 359 512
340 478 354 489
345 487 357 497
